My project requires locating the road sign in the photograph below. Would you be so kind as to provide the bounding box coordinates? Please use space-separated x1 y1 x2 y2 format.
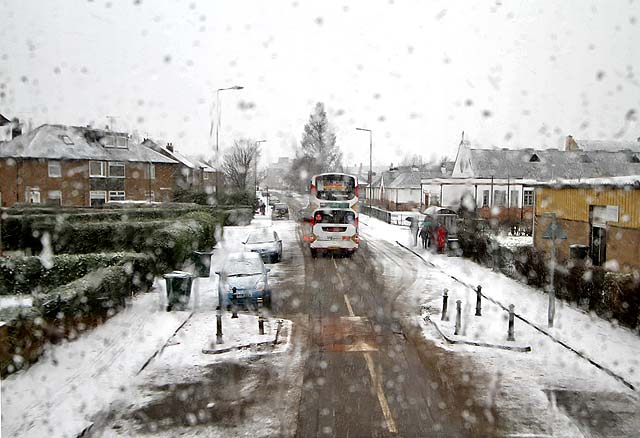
542 221 567 240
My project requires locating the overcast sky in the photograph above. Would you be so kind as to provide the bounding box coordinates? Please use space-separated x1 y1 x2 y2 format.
1 0 639 168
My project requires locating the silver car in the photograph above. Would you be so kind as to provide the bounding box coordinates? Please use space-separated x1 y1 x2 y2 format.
243 228 283 263
216 252 271 308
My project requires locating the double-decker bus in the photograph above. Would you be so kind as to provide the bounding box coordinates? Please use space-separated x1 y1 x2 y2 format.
306 173 359 258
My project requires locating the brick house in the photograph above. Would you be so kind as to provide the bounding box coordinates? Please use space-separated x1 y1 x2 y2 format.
141 139 219 194
533 176 640 273
0 124 179 207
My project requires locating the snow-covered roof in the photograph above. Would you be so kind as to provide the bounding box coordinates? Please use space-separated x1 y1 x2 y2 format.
532 175 640 188
468 147 640 180
576 139 640 152
0 124 177 164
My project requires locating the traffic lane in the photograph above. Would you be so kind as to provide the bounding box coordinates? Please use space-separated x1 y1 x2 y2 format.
294 238 498 437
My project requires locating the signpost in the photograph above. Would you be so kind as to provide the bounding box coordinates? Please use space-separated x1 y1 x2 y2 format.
542 213 567 327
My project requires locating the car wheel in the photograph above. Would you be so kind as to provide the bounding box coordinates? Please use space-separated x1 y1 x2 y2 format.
263 293 272 308
310 248 318 258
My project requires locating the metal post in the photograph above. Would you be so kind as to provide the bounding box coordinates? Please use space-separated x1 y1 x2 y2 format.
216 305 223 343
549 214 556 328
231 287 238 318
475 285 482 316
259 315 265 335
369 130 372 210
508 304 515 341
441 289 449 321
454 300 462 335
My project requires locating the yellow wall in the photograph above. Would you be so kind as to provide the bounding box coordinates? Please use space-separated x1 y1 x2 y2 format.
535 186 640 229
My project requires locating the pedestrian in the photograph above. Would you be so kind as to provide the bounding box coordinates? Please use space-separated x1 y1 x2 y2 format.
419 223 429 249
408 216 419 247
436 223 448 254
259 200 266 215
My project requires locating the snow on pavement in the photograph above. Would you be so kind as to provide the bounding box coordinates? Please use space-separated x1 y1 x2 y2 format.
360 213 640 391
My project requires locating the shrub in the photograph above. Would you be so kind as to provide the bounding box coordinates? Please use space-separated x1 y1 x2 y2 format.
146 219 205 272
0 252 156 296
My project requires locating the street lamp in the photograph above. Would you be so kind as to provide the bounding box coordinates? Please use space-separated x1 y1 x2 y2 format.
213 85 244 195
356 127 373 209
255 139 267 193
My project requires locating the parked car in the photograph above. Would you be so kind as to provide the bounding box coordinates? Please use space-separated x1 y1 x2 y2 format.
269 195 280 206
215 252 271 308
243 227 283 263
271 203 289 220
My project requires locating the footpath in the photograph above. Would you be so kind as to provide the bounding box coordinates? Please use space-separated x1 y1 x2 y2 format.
360 213 640 392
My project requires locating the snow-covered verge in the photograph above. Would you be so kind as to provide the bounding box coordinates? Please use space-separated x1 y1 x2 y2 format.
361 213 640 391
492 233 533 249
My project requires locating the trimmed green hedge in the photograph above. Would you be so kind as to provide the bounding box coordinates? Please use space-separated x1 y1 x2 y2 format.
1 265 139 376
0 205 217 251
0 252 155 296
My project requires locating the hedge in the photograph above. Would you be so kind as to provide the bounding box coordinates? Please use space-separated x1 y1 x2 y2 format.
458 223 640 330
1 265 139 376
0 205 217 251
0 252 155 296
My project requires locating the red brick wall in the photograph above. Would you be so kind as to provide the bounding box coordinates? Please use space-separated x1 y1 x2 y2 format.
0 158 177 207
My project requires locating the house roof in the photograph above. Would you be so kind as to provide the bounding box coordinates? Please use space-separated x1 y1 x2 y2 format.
0 114 11 125
468 148 640 180
576 140 640 152
386 162 455 189
0 124 177 163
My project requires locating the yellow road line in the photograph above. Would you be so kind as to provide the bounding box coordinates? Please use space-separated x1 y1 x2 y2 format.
364 351 398 434
342 294 397 434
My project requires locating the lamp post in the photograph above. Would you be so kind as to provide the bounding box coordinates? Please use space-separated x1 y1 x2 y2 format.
356 127 373 209
214 85 244 195
255 139 267 193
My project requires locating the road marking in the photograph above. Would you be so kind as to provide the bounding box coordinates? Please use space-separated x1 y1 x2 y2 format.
342 294 397 433
343 294 354 316
364 351 398 434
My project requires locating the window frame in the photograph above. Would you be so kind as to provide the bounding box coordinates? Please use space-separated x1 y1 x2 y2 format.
482 190 489 208
48 160 62 178
108 190 126 202
108 161 126 178
47 190 62 206
90 161 106 177
523 189 534 207
494 190 507 207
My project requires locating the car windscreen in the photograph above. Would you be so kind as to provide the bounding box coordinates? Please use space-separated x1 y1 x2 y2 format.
246 231 275 244
314 210 356 224
315 175 356 201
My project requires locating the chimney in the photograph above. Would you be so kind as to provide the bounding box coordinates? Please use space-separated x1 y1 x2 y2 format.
166 142 174 152
565 135 578 151
440 163 447 175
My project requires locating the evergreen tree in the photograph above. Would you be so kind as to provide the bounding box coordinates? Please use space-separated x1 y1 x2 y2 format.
287 102 343 190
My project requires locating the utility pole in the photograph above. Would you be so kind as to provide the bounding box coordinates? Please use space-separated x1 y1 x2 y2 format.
356 127 373 209
212 85 244 196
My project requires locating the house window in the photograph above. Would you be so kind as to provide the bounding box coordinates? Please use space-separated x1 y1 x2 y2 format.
90 161 106 177
27 189 41 204
48 161 62 178
60 135 74 145
529 153 540 162
510 190 519 207
494 190 507 207
482 190 489 207
104 135 128 149
108 191 125 201
90 191 106 207
47 190 62 206
148 164 156 179
145 191 155 201
108 162 125 178
523 189 534 207
203 172 209 180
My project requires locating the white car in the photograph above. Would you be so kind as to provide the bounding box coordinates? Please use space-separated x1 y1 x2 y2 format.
243 227 283 263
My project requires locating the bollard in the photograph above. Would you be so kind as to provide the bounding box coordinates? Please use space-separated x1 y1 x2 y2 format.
475 285 482 316
231 287 239 319
454 300 462 335
257 299 265 335
441 289 449 321
507 304 515 341
216 305 223 343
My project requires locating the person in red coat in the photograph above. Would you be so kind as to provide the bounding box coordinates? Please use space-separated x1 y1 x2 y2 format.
436 223 447 254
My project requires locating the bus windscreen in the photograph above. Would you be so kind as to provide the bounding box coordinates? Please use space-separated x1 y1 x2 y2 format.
315 175 356 201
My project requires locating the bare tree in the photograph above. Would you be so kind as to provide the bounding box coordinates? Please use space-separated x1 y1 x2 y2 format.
222 138 261 191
